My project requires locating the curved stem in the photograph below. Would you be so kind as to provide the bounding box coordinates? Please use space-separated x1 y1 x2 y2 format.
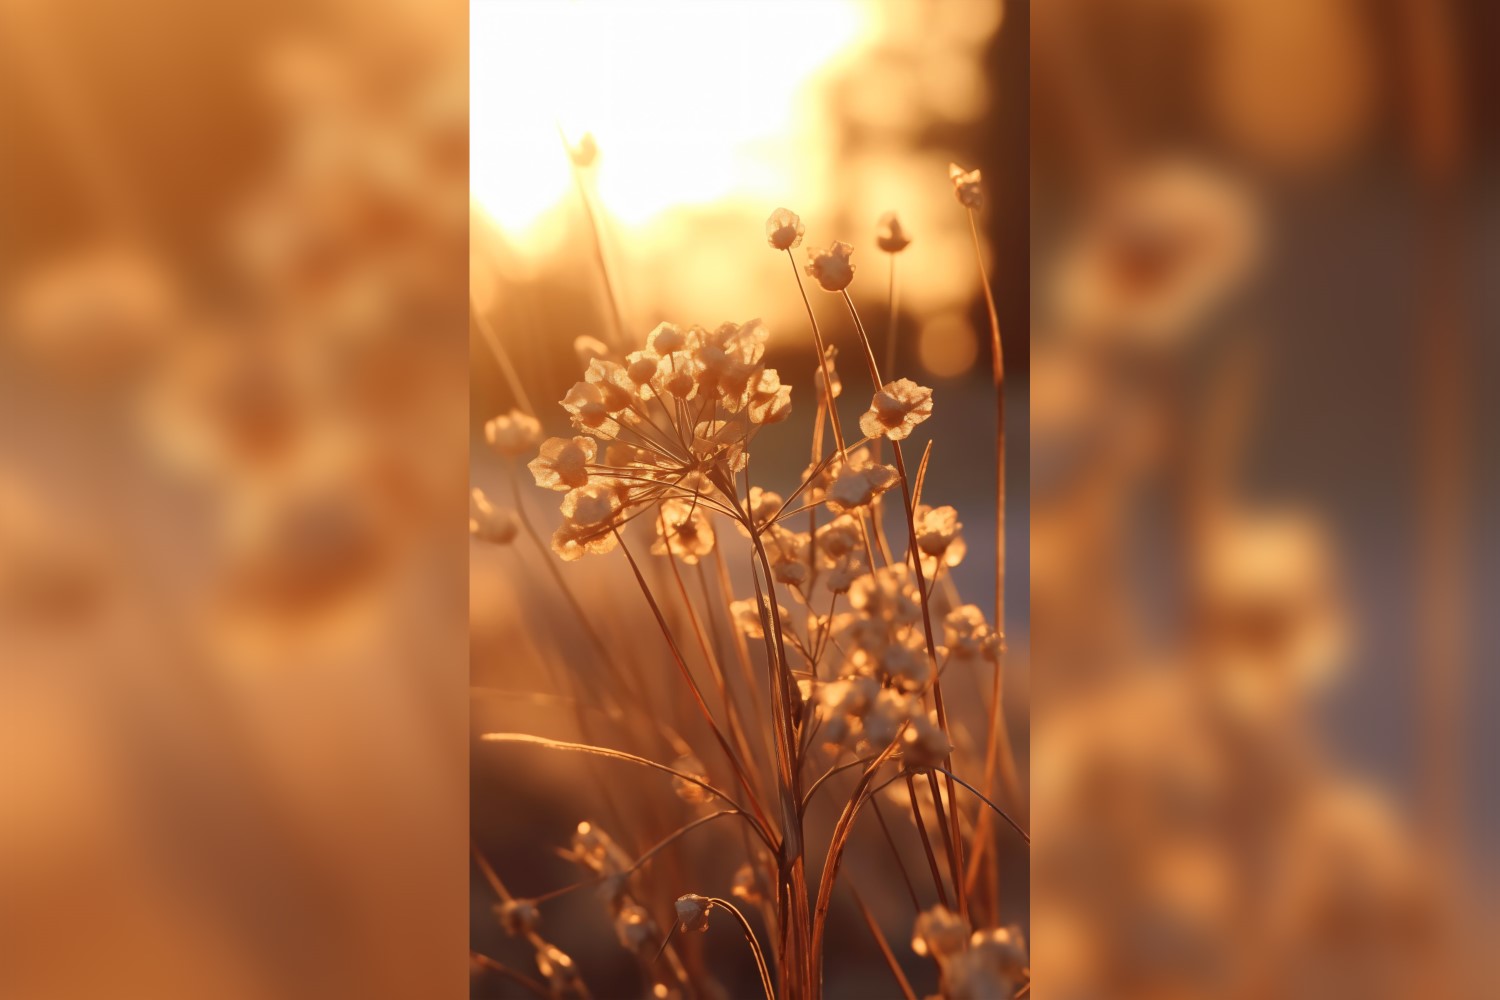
482 733 775 851
789 250 848 458
706 897 776 1000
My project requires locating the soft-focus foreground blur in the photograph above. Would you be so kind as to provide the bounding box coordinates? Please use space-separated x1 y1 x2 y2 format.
1032 2 1496 999
470 1 1027 998
0 1 468 998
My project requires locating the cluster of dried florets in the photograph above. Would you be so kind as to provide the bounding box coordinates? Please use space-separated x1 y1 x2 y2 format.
523 319 792 561
478 162 1021 1000
912 905 1028 997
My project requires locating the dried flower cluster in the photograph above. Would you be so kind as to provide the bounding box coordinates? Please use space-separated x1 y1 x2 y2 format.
477 159 1024 1000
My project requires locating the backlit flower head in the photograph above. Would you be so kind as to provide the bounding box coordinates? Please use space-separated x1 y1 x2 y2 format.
765 207 804 251
675 894 714 933
529 436 595 491
562 380 621 438
849 564 921 627
567 132 598 168
880 632 932 692
484 408 542 458
876 212 912 253
944 604 999 662
535 943 582 994
863 688 916 747
902 710 952 767
731 863 765 905
913 503 966 570
806 241 855 292
551 482 621 561
496 898 539 937
859 378 934 441
614 902 654 953
584 358 637 413
641 323 677 356
825 462 898 513
949 162 984 210
669 753 713 803
623 350 662 395
746 368 792 424
532 317 798 562
816 514 862 563
912 904 971 960
469 487 519 545
573 335 611 366
652 499 716 564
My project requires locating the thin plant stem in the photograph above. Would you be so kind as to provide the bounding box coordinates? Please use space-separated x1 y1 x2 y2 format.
870 795 922 911
932 765 1030 844
563 141 627 349
811 746 909 989
704 897 776 1000
482 733 775 852
471 951 550 999
473 307 536 416
885 252 900 387
789 250 848 457
614 534 776 841
529 810 738 906
656 509 764 803
907 772 951 909
850 885 919 1000
962 205 1025 917
842 288 969 920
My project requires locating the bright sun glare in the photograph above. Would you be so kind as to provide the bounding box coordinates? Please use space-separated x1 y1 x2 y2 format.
470 0 866 240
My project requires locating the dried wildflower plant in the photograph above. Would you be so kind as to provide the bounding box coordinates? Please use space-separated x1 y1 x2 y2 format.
473 161 1025 999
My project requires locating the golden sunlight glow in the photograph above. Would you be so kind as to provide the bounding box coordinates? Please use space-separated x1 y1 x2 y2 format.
470 0 867 239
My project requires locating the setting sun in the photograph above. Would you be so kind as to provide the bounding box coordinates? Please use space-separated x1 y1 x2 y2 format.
470 0 866 239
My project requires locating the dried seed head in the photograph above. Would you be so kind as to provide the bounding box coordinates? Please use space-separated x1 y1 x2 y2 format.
944 604 999 662
614 902 656 953
562 380 621 438
859 378 934 441
912 904 971 960
573 335 611 366
731 863 765 905
529 436 596 492
484 408 542 457
675 893 714 933
825 463 899 513
765 207 805 251
970 925 1028 979
876 211 913 253
902 710 953 768
949 163 984 210
647 321 687 355
495 898 539 937
880 634 932 692
534 943 583 993
669 754 713 804
806 241 856 292
469 488 519 545
652 499 716 565
567 132 598 168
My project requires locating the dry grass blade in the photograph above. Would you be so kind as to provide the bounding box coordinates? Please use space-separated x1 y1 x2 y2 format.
471 951 550 999
481 733 775 849
850 885 919 1000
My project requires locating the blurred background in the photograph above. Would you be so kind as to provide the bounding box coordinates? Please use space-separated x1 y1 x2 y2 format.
468 1 1027 997
1030 0 1497 997
0 0 468 997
